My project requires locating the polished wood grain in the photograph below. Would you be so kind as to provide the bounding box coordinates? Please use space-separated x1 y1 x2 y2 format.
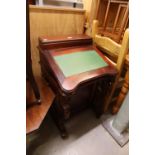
39 38 92 51
26 76 54 134
39 35 117 137
39 34 91 44
40 45 117 93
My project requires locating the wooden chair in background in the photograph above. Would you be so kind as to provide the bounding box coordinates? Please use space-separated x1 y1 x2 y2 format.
92 19 129 112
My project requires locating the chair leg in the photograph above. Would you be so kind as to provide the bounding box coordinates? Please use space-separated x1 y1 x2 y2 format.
112 70 129 114
103 75 119 112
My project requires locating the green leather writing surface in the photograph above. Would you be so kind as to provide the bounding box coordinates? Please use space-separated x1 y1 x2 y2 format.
54 50 108 77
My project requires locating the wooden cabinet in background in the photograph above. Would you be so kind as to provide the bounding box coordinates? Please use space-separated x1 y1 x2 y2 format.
89 0 129 43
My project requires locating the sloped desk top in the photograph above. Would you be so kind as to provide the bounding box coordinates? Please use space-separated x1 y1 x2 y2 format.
41 45 118 93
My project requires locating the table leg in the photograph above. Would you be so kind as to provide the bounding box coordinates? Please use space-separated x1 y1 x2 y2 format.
112 70 129 114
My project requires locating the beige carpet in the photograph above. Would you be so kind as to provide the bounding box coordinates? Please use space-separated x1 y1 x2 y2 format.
27 109 128 155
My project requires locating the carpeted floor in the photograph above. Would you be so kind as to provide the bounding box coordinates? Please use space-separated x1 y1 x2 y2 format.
27 109 128 155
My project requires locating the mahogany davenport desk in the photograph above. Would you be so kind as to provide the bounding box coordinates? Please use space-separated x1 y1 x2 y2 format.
38 34 117 138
